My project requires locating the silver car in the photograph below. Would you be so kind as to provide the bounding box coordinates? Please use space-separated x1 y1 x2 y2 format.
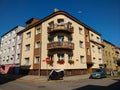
89 68 107 79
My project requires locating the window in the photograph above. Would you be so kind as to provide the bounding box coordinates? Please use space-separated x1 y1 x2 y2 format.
17 35 21 40
9 39 11 44
12 46 15 51
12 55 14 60
68 37 72 42
58 36 64 42
35 56 40 63
68 55 72 60
57 54 64 60
66 22 71 28
105 51 107 56
26 32 31 38
48 55 54 60
5 41 7 45
97 37 100 42
93 57 96 60
26 44 30 51
91 34 94 40
35 41 40 48
79 41 83 48
25 58 29 65
17 54 20 59
79 27 82 34
12 37 16 42
8 40 11 44
109 52 111 56
6 56 9 62
80 56 84 63
98 47 101 53
10 57 13 60
99 58 102 63
17 44 21 49
92 45 95 52
36 28 41 34
57 19 64 25
8 47 10 52
49 21 54 28
1 43 3 47
49 37 54 42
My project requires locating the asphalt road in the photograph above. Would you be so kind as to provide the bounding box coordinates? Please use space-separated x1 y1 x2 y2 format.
0 75 120 90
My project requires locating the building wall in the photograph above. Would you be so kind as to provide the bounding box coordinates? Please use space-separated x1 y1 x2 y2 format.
41 14 87 70
20 11 103 75
21 27 35 69
0 26 24 74
0 26 24 65
89 31 102 69
102 40 118 71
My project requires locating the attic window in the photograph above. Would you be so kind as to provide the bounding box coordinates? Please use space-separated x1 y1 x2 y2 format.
57 19 64 25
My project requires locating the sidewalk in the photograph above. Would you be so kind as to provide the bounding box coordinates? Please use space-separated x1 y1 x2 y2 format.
5 74 90 82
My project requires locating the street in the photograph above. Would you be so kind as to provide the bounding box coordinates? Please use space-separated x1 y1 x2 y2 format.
0 75 120 90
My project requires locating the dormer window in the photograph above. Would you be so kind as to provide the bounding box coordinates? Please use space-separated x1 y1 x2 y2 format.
57 19 64 25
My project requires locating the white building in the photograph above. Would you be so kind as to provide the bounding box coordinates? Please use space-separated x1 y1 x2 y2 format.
0 26 24 74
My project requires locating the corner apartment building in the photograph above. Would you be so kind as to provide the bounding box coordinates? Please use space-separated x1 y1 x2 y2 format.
20 11 103 76
0 26 24 74
102 40 120 71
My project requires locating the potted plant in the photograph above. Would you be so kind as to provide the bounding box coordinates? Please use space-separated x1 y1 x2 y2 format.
47 60 54 66
57 59 65 64
68 60 74 65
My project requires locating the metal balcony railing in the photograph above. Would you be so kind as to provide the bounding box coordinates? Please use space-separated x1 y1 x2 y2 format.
47 41 74 50
47 23 74 33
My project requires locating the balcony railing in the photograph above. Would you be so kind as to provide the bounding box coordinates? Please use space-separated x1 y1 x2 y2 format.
47 41 74 50
47 23 74 33
90 39 102 46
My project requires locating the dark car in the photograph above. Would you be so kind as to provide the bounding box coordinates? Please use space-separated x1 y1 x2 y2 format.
89 68 107 79
48 69 64 80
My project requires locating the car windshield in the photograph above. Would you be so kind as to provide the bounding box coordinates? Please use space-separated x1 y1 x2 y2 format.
96 69 101 72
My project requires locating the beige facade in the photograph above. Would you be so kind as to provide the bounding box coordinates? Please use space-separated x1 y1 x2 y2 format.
20 11 103 75
89 31 103 69
102 40 119 71
21 27 35 69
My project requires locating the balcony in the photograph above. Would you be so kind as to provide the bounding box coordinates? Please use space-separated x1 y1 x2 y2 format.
47 23 74 33
90 39 102 46
47 41 74 50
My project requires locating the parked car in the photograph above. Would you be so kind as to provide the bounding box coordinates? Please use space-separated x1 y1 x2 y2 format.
89 68 107 79
48 69 64 80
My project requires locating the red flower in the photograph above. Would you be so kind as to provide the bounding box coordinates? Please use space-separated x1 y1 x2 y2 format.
68 60 74 64
47 60 54 66
57 59 65 64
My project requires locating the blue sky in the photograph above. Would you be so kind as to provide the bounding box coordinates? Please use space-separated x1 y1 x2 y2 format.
0 0 120 47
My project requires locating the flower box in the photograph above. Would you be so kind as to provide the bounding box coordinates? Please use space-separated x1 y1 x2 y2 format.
68 60 74 65
57 59 65 64
47 60 54 66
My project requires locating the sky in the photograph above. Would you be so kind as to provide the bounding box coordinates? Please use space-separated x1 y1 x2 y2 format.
0 0 120 47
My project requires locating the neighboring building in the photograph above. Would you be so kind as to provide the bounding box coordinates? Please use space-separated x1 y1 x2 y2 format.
0 26 24 74
102 40 120 72
85 29 103 73
0 41 1 66
20 11 103 76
